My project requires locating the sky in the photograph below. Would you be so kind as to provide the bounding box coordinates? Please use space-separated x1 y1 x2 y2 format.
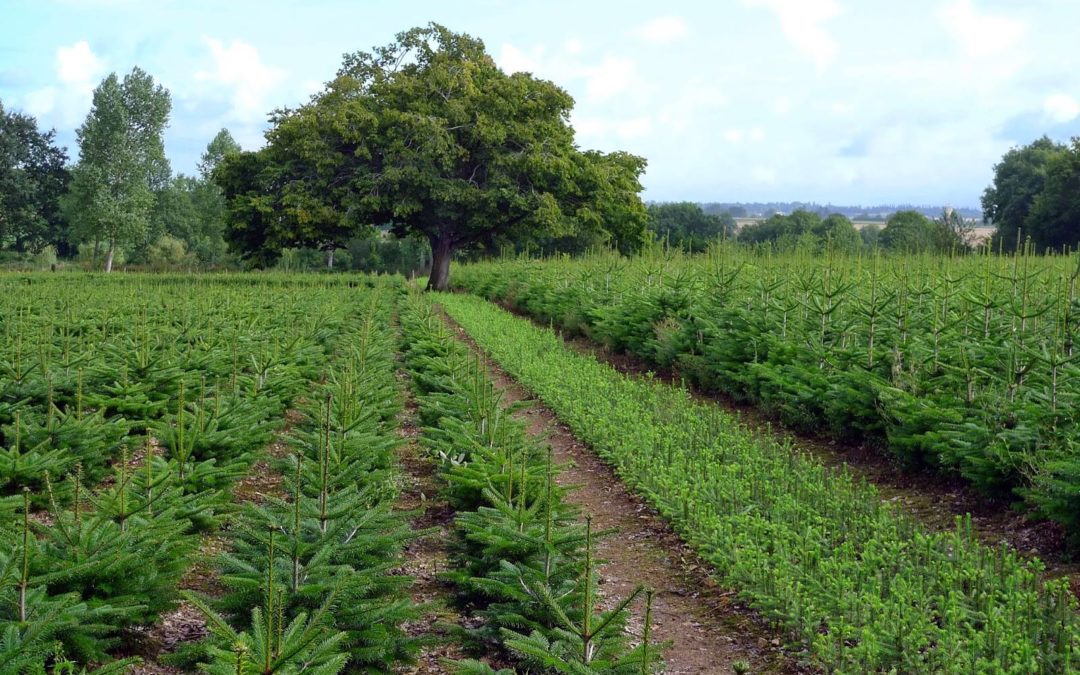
1 0 1078 208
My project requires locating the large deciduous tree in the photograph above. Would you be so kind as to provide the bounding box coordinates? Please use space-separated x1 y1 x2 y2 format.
982 136 1065 252
216 23 648 287
64 67 171 272
1024 138 1080 252
0 101 70 254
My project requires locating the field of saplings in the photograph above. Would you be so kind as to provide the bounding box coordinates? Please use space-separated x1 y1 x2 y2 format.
2 269 1080 674
452 247 1080 540
0 274 422 673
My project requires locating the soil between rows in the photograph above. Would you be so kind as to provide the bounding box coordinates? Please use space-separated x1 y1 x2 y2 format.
393 368 473 675
439 307 812 675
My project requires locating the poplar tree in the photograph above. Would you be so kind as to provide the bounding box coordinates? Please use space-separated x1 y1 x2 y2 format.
65 67 171 272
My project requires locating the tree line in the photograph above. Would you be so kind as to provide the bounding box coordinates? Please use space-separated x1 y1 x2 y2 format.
1 71 240 271
4 22 1080 279
649 201 973 254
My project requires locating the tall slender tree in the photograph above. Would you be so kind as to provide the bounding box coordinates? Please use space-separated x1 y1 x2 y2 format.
64 67 170 272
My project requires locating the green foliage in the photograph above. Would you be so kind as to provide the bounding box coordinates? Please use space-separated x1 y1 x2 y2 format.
0 273 409 671
400 294 662 673
345 233 431 276
737 209 822 250
813 213 863 253
185 591 349 675
879 209 958 253
452 249 1080 535
983 136 1067 251
647 202 734 252
190 291 421 673
1025 138 1080 252
0 101 71 255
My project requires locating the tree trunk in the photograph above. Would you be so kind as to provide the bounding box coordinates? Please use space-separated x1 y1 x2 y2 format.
426 235 453 291
104 238 115 273
326 247 335 270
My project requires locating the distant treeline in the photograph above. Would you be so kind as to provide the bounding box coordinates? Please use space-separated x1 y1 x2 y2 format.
693 202 983 221
647 202 973 254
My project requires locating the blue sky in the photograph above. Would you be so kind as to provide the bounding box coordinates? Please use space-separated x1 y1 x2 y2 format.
2 0 1077 208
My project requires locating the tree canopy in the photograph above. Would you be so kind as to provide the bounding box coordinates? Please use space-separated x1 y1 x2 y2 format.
812 213 862 253
215 23 648 287
647 202 734 252
0 101 70 255
878 210 952 253
737 209 822 248
982 136 1066 251
1024 138 1080 252
148 129 240 267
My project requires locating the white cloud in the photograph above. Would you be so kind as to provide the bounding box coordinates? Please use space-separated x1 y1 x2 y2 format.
633 16 689 44
1043 93 1080 123
21 40 104 124
57 41 105 88
496 42 644 104
743 0 840 69
938 0 1027 60
830 101 854 117
616 116 652 138
657 82 727 133
23 87 57 118
572 114 653 141
584 56 636 101
723 126 766 143
195 37 285 122
498 43 542 74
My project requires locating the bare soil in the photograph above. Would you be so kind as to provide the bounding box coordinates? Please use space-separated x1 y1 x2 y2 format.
393 370 473 674
441 309 814 675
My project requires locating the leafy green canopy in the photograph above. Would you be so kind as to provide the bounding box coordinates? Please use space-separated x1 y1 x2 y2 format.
215 23 649 288
983 136 1067 252
0 101 71 255
1026 138 1080 252
647 202 734 252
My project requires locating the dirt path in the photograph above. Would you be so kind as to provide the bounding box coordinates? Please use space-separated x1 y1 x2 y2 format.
440 310 811 675
489 299 1080 592
393 369 471 674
